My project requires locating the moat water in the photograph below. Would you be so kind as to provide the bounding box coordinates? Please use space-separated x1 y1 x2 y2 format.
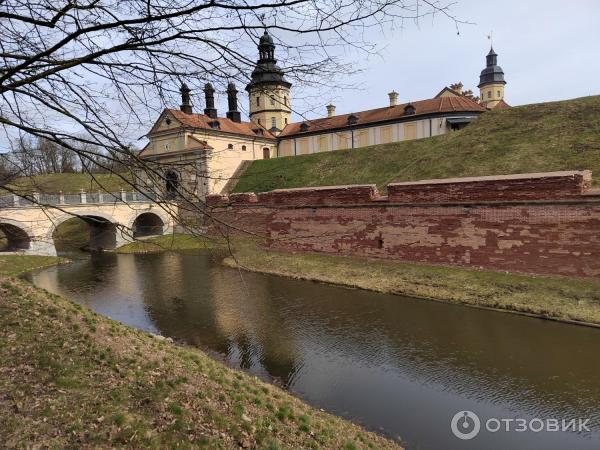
26 251 600 449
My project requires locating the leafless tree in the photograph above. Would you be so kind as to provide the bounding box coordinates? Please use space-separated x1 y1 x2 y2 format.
5 136 77 176
0 0 462 244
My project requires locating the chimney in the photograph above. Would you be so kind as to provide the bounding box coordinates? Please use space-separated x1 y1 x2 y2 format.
180 82 193 114
326 104 336 118
226 83 241 123
388 91 399 107
203 83 217 118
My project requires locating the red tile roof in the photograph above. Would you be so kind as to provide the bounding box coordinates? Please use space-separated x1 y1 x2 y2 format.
492 99 511 110
150 109 276 139
279 96 486 137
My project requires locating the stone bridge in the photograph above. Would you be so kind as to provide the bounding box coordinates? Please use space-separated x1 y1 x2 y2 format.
0 191 176 256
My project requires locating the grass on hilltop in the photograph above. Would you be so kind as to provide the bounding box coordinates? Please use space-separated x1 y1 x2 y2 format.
234 95 600 193
2 172 132 195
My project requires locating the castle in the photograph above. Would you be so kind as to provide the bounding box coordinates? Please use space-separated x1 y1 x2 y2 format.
138 31 508 198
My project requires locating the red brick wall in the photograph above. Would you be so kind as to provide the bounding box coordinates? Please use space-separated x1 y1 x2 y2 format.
206 171 600 278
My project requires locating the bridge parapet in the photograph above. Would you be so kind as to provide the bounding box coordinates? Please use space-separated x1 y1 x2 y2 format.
0 190 159 209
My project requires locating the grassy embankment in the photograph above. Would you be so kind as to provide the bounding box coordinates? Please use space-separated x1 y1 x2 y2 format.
115 233 225 254
112 234 600 326
0 257 399 449
3 172 132 195
222 242 600 326
234 95 600 193
0 255 66 276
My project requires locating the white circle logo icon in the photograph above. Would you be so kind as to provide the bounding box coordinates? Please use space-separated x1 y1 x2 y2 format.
451 410 481 440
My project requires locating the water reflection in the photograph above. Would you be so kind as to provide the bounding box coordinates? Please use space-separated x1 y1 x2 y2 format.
26 251 600 450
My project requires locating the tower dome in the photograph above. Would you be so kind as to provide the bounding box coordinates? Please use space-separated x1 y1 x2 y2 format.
478 46 507 109
246 30 291 90
478 47 506 87
259 30 274 45
246 30 292 133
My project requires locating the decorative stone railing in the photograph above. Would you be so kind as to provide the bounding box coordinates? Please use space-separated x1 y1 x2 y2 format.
0 190 158 209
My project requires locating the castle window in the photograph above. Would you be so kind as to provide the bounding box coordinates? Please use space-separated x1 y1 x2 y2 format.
284 118 288 125
271 117 276 129
403 104 416 116
347 114 359 125
487 91 492 99
300 122 310 132
242 145 247 151
256 96 260 107
284 96 288 106
270 96 275 106
497 90 501 97
257 118 261 125
227 143 233 149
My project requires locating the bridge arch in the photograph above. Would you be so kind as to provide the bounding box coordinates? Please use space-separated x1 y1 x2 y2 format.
131 211 165 238
127 209 171 237
0 219 33 252
47 211 121 252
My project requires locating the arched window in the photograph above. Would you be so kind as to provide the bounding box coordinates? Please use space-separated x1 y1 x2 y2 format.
242 145 247 151
487 91 492 99
271 117 277 129
263 147 270 159
165 170 179 199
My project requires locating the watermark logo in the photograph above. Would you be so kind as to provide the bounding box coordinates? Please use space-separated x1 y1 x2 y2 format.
451 411 481 440
451 410 591 440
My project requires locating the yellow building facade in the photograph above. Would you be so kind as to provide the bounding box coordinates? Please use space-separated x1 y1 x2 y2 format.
140 35 507 197
478 47 507 109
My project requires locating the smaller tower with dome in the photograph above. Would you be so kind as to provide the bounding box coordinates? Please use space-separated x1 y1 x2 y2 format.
478 47 507 109
246 30 292 134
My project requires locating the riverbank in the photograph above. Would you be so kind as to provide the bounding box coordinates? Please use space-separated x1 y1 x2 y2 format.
115 233 224 254
0 255 67 276
1 265 398 449
223 242 600 326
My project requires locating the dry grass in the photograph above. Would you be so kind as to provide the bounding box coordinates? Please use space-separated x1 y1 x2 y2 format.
3 172 133 195
224 240 600 326
115 233 224 254
234 95 600 193
0 255 66 277
0 273 399 449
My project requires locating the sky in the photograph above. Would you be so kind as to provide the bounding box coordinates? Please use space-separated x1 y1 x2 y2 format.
2 0 599 152
285 0 600 120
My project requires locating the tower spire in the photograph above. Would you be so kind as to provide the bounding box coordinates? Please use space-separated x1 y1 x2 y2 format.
478 44 506 109
246 30 292 132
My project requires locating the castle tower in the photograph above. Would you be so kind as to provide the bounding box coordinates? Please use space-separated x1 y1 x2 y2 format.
478 47 506 109
246 30 292 133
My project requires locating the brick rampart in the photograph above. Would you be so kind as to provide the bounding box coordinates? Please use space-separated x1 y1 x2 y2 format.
206 171 600 278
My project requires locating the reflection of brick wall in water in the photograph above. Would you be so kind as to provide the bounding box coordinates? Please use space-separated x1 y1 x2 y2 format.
206 171 600 278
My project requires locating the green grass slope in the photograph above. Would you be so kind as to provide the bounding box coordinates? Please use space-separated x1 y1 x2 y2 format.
234 95 600 193
3 172 132 194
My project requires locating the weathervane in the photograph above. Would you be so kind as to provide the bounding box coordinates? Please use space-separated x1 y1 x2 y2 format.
487 30 493 46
